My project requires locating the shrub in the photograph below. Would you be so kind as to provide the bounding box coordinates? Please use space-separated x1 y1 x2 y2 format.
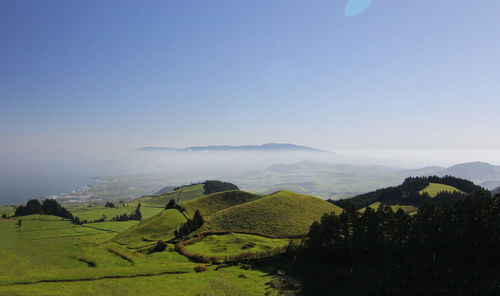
194 264 208 273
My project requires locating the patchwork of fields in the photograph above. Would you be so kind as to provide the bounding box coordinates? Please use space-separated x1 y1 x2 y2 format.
0 211 279 295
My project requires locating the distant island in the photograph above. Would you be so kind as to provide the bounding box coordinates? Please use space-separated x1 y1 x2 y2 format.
136 143 329 153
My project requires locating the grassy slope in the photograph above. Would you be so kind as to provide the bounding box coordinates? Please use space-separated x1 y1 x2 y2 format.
0 215 278 295
126 184 205 208
183 190 262 217
185 233 290 258
199 190 343 237
419 183 463 198
359 202 418 214
113 209 187 245
1 266 273 296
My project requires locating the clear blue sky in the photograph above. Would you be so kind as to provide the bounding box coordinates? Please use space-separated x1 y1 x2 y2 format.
1 0 500 152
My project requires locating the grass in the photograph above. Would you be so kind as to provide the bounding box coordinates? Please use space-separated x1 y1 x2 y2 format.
0 265 275 296
185 233 290 258
199 190 343 237
0 205 15 217
359 202 418 214
68 205 163 221
183 190 262 217
0 213 280 295
126 184 205 208
113 209 187 246
419 183 464 198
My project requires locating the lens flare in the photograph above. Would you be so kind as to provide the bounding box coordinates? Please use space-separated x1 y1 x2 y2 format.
345 0 373 17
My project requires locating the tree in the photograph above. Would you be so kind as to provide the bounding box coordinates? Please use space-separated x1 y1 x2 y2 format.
192 209 204 229
105 202 115 208
165 199 176 209
135 202 142 221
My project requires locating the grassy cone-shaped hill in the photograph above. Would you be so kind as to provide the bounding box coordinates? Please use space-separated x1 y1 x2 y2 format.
198 190 342 237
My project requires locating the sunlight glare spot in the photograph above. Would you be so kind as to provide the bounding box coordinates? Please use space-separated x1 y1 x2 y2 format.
345 0 373 17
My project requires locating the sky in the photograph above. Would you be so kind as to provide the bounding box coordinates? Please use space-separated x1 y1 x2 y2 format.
1 0 500 154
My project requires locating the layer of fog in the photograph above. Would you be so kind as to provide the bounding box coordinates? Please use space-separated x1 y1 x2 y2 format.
1 149 499 204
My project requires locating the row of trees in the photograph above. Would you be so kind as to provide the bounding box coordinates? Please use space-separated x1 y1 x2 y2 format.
174 210 204 238
13 199 143 225
110 203 142 221
286 191 500 295
14 199 74 220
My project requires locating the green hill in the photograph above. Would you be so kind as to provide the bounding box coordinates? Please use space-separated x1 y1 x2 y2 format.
183 190 262 217
419 182 463 197
113 209 187 246
333 176 480 209
198 190 343 237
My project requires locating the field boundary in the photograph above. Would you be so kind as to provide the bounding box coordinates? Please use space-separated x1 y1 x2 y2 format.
2 270 189 286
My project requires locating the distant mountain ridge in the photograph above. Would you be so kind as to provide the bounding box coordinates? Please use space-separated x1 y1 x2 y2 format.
136 143 328 153
435 161 500 189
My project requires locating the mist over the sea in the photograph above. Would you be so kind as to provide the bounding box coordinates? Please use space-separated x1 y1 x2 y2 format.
1 148 500 204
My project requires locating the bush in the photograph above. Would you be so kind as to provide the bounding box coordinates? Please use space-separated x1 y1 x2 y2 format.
194 264 208 273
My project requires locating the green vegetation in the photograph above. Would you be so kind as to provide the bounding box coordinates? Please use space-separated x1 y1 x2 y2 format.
199 190 343 237
113 209 187 246
183 190 262 217
333 176 478 209
419 182 463 197
127 183 205 207
0 206 280 295
203 180 239 195
68 204 162 221
0 265 275 296
287 191 500 295
359 202 417 214
185 233 290 258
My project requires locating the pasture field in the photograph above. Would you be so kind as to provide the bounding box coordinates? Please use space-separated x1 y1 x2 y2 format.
113 209 187 247
0 207 281 295
419 182 463 198
68 204 163 221
127 184 205 207
0 206 15 217
185 233 291 258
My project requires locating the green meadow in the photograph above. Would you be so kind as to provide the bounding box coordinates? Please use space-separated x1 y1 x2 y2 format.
0 212 280 295
68 204 164 221
419 182 463 197
0 185 351 295
185 233 291 258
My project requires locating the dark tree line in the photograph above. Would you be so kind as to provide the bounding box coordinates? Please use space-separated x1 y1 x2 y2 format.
14 199 74 220
174 210 204 238
286 191 500 295
105 202 115 208
332 175 484 209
